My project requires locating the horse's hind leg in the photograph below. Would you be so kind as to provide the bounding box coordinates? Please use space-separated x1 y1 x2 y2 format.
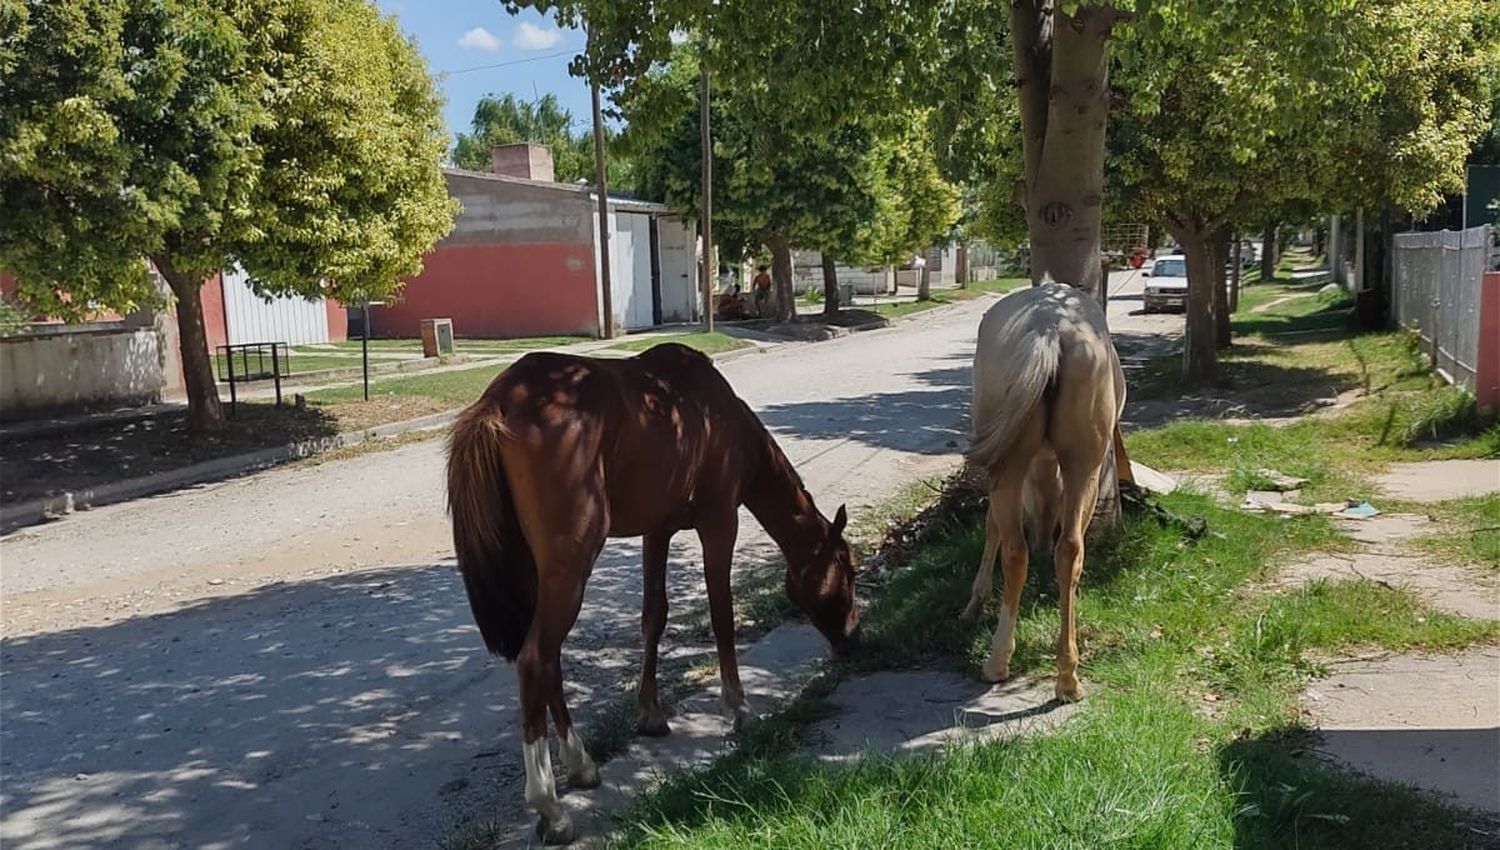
514 481 608 844
517 630 574 844
1051 415 1110 704
551 677 599 788
696 507 748 730
980 462 1031 683
962 501 1003 620
636 530 672 736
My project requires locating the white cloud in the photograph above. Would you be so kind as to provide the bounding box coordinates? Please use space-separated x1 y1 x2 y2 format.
513 21 562 50
457 27 501 52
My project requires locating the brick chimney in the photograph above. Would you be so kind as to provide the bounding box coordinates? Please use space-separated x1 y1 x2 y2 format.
490 143 555 182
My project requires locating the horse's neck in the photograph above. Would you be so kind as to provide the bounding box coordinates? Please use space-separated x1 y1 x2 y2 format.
743 437 825 561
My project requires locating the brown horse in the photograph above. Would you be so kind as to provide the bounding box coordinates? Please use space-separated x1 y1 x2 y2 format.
446 342 860 844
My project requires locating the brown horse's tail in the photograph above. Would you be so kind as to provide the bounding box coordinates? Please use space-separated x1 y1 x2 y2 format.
446 403 535 662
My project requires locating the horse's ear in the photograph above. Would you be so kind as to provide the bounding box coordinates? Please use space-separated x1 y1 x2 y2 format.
831 504 848 536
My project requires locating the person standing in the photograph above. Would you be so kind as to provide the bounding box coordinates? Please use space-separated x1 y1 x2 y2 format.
752 265 772 317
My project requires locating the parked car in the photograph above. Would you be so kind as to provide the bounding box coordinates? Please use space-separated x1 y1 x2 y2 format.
1142 256 1188 313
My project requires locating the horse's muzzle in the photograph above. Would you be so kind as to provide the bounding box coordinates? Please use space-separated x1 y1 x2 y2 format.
832 624 863 658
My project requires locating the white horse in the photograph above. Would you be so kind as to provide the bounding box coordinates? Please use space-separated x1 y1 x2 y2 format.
963 282 1125 702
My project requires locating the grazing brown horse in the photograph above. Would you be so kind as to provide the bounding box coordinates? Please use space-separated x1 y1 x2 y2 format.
963 283 1125 702
446 342 860 845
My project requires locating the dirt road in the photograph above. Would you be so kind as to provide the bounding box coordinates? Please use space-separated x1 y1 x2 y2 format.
0 277 1179 849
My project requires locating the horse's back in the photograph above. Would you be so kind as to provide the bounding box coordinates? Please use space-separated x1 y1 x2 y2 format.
476 342 753 535
970 283 1122 473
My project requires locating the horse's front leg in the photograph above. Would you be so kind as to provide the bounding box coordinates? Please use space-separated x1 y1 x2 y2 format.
636 530 672 736
696 508 749 731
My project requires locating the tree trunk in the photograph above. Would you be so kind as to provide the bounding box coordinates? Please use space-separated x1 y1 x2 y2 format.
1011 3 1119 303
1009 1 1128 530
1173 226 1219 382
1212 228 1232 350
766 233 796 323
821 252 839 318
917 256 932 301
1259 222 1278 282
156 258 226 433
956 244 970 289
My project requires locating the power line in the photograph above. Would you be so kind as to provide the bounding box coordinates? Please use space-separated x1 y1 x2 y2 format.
441 50 576 78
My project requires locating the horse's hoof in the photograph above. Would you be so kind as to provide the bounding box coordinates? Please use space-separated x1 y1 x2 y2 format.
980 661 1009 684
730 703 753 733
1054 676 1086 703
568 763 601 790
536 814 577 846
637 713 672 738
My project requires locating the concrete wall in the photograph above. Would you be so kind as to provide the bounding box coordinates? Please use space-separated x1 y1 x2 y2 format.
790 247 957 295
790 251 895 295
375 170 600 338
1 326 166 419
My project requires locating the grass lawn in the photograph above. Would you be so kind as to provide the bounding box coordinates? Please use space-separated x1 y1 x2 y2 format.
312 335 587 356
1414 493 1500 571
1126 281 1499 502
213 351 407 378
611 484 1497 849
306 365 507 405
608 332 751 356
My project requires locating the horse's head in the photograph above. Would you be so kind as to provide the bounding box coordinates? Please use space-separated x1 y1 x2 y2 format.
787 504 861 657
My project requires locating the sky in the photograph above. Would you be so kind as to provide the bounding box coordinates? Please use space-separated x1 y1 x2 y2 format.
375 1 593 142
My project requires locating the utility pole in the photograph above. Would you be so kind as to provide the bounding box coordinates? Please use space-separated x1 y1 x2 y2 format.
699 59 714 332
591 75 615 339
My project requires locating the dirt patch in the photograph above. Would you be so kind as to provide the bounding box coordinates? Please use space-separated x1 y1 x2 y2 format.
1125 384 1364 430
312 396 455 433
1302 648 1500 815
760 309 891 341
0 404 340 505
863 467 987 578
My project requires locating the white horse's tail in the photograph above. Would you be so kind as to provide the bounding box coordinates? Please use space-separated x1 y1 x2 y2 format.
967 304 1061 475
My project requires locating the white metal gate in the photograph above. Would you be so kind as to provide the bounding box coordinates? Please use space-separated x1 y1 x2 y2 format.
220 267 331 346
656 217 697 322
610 212 655 331
1393 225 1490 391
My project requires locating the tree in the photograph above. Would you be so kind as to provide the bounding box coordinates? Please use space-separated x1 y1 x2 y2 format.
1109 0 1498 380
0 0 456 430
1004 2 1135 302
621 46 956 322
452 92 630 185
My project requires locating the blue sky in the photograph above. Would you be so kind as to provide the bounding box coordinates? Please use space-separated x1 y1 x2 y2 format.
375 1 593 142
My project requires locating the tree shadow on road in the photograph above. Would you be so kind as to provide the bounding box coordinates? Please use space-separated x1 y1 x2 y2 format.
0 527 784 850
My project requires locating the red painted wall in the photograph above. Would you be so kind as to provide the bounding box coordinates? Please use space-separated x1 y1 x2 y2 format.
374 242 599 338
1478 272 1500 413
325 298 348 342
200 272 228 351
0 269 125 324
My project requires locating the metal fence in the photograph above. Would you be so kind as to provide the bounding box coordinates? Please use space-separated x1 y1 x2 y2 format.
1392 224 1491 392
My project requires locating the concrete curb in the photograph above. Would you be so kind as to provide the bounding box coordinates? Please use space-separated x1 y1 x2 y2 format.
0 344 767 535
